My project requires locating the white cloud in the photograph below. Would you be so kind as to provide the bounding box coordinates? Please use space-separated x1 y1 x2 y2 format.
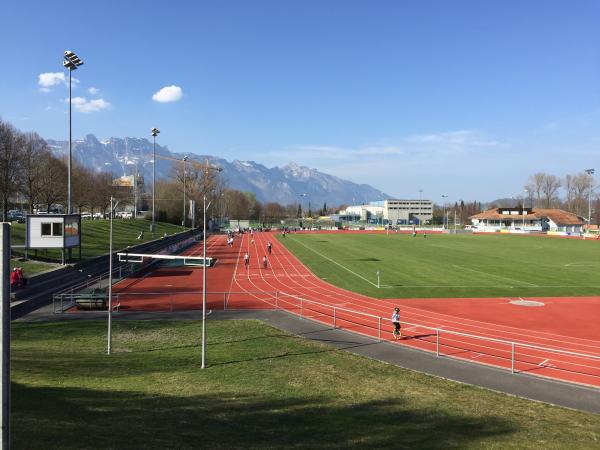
38 72 65 91
88 87 100 95
70 96 111 113
407 130 501 148
38 72 80 91
152 85 183 103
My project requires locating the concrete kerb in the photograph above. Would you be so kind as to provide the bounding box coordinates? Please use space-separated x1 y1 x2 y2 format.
16 307 600 414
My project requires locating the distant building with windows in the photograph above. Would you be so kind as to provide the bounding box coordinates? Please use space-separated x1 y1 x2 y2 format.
469 207 584 233
338 199 433 225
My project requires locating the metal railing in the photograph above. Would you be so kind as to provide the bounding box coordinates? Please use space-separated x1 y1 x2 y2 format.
270 292 600 381
52 263 137 313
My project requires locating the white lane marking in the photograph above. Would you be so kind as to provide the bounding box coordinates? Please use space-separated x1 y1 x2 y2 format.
287 235 378 287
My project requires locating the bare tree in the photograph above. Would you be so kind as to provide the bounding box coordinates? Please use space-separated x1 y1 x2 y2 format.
527 173 547 207
541 174 561 208
38 153 67 212
22 132 49 213
0 121 25 220
563 174 576 213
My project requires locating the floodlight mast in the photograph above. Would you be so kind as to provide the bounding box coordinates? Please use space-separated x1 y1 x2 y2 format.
441 195 448 229
585 169 595 227
151 128 160 235
63 50 83 215
182 155 188 227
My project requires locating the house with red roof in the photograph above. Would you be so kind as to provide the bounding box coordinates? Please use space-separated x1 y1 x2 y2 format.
469 207 584 234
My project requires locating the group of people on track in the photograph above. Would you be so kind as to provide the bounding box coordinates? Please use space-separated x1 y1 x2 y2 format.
243 239 273 270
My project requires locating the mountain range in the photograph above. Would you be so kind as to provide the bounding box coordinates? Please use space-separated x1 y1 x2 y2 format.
45 134 388 206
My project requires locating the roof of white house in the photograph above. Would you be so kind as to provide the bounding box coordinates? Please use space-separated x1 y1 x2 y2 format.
470 208 584 225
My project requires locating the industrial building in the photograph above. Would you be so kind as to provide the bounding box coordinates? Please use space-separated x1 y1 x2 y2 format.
337 199 433 225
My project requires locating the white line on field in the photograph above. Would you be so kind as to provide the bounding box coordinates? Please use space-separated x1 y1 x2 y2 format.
538 358 550 367
287 236 378 287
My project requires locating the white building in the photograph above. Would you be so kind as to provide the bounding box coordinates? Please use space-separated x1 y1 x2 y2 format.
470 208 584 233
339 199 433 225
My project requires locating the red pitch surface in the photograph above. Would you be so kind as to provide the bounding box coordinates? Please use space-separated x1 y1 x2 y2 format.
111 231 600 388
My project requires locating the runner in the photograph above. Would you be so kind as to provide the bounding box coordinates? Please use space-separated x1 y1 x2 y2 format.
267 241 272 254
244 253 250 269
262 255 268 269
392 307 401 339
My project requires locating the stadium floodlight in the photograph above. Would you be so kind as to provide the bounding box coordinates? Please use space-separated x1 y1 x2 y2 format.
299 193 308 220
182 156 188 227
441 195 448 229
585 169 595 225
150 128 160 235
523 189 530 229
418 189 423 227
63 50 84 215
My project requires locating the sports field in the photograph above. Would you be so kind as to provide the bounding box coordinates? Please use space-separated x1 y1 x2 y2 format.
278 232 600 298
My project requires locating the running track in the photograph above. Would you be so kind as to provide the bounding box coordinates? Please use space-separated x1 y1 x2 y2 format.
109 231 600 388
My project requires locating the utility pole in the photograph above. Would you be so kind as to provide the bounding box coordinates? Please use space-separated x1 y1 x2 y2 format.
0 224 10 450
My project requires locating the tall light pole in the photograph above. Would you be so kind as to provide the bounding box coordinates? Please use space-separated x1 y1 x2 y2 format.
107 196 119 355
201 163 222 369
418 189 423 226
151 127 160 235
63 51 83 214
182 155 188 227
299 193 307 223
441 195 448 229
585 169 595 226
523 189 528 229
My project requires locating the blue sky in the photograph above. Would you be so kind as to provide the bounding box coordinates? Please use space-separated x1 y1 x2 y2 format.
1 0 599 202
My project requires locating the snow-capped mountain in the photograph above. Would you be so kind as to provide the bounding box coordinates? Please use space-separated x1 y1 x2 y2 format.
46 135 388 206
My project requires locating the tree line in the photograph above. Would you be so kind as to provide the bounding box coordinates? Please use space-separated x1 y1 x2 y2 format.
0 119 126 220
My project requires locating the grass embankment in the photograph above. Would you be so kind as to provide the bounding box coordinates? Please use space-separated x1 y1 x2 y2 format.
10 258 59 277
10 219 186 262
278 232 600 298
12 319 600 449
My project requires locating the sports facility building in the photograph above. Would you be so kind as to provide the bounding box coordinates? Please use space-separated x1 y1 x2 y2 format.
338 199 433 225
469 207 585 233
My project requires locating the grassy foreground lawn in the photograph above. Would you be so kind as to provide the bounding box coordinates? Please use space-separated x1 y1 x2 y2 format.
12 319 600 449
10 219 186 262
279 233 600 298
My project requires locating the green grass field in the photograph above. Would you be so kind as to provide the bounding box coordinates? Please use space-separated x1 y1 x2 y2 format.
10 219 186 262
11 319 600 449
278 232 600 298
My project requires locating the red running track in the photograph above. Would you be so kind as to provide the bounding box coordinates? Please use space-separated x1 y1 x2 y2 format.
109 230 600 388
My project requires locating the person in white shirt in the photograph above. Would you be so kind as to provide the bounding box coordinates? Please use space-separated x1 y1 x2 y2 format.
392 307 401 339
244 253 249 269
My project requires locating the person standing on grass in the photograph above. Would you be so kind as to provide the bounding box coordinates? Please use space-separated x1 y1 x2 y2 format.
244 253 249 269
392 307 401 339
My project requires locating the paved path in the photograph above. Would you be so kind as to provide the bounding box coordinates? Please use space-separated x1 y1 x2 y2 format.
19 307 600 414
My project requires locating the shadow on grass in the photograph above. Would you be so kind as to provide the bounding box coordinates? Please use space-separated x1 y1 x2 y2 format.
12 382 517 449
